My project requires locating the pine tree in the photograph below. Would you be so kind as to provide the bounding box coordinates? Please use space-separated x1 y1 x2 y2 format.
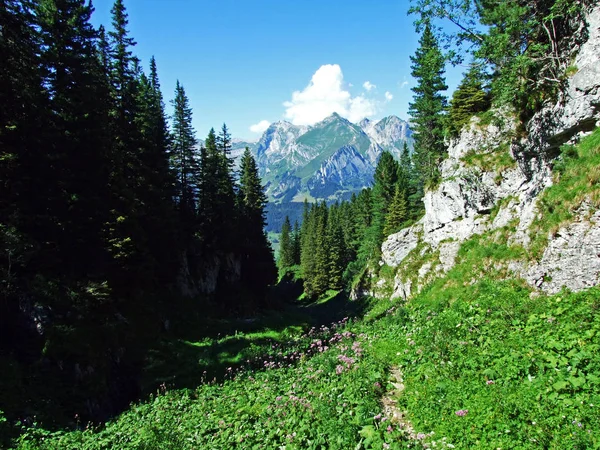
237 148 277 295
292 220 301 265
360 152 399 262
300 203 318 296
198 128 237 253
104 0 149 289
36 0 112 278
135 58 177 283
409 22 448 187
383 185 408 236
308 203 328 296
278 216 294 270
448 63 490 137
0 0 48 323
399 141 423 219
170 81 198 221
326 206 345 291
108 0 138 111
216 123 233 162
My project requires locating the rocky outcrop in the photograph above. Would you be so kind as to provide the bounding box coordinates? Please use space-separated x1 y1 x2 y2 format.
378 4 600 299
525 5 600 158
522 208 600 294
177 251 242 298
381 224 421 267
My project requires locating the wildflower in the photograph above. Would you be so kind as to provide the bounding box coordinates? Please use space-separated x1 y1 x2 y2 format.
387 425 393 433
417 432 426 440
383 444 390 449
374 414 382 420
336 365 344 375
374 382 381 389
455 409 468 417
486 380 495 385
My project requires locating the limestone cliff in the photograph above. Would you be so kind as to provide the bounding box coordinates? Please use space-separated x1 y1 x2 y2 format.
378 5 600 299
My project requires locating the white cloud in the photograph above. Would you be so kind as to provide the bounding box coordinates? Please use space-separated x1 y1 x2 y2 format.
363 81 376 91
283 64 380 126
249 120 271 134
348 95 378 123
385 91 394 102
400 80 409 89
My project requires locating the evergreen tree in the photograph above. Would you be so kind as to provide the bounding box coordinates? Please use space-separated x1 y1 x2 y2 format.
108 0 138 110
135 58 177 282
170 81 198 220
198 128 237 252
104 0 149 290
409 0 590 120
292 220 301 265
448 63 490 137
237 148 277 295
278 216 294 270
97 24 110 75
383 185 408 236
399 141 423 219
300 203 318 296
311 203 330 296
326 206 345 291
360 152 399 262
216 123 233 163
36 0 112 278
409 22 448 187
213 125 237 245
0 0 48 341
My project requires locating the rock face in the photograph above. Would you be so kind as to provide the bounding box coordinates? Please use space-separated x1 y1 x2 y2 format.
307 145 374 198
177 251 242 297
360 115 413 159
379 5 600 299
524 209 600 294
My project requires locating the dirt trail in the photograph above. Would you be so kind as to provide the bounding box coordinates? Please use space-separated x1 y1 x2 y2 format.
382 366 419 440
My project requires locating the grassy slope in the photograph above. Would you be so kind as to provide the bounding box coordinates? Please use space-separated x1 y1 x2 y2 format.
13 131 600 449
14 278 600 449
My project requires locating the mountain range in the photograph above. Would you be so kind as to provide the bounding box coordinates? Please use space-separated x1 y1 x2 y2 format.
233 113 412 201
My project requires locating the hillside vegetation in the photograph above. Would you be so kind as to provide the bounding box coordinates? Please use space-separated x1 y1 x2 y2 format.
15 281 600 449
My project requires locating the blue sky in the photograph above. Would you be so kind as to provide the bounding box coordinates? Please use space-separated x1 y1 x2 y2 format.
90 0 464 140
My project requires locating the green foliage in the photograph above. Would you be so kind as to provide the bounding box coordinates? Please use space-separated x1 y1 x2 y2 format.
409 22 448 187
278 216 295 271
360 152 400 263
409 0 592 121
447 64 491 137
383 185 408 236
237 148 277 297
16 269 600 449
389 281 600 449
460 142 516 176
0 0 276 431
297 150 423 297
170 80 198 219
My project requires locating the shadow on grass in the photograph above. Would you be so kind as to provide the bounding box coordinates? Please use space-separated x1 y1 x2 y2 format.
141 280 372 395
